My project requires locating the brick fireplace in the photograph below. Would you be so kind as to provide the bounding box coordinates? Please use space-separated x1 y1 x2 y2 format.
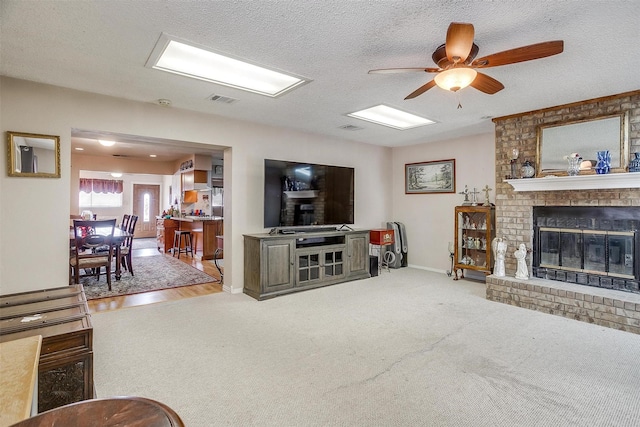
486 90 640 334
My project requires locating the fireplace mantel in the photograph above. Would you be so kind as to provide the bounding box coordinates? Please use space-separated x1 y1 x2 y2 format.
505 173 640 192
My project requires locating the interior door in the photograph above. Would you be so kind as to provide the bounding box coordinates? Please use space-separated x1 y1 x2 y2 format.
133 184 160 238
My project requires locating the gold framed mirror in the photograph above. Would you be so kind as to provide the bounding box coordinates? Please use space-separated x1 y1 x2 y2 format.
536 112 629 177
6 131 61 178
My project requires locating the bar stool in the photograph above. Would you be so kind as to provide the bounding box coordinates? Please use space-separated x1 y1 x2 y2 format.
172 230 194 259
191 227 203 256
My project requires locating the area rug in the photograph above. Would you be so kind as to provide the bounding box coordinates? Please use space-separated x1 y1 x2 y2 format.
132 237 159 250
79 255 216 300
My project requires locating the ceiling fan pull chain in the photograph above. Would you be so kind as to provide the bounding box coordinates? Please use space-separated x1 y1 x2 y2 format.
456 92 463 109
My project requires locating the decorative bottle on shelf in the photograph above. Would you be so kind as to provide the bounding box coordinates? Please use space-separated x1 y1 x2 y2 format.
521 159 535 178
629 152 640 172
594 150 611 174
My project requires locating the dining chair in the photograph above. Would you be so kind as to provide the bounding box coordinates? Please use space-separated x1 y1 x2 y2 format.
120 214 131 231
119 215 138 275
69 219 116 290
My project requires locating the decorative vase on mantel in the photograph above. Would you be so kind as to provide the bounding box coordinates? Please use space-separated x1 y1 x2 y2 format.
566 156 582 176
594 150 611 174
629 152 640 173
521 159 535 178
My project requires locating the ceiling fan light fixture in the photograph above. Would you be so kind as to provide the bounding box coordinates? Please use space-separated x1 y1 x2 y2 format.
98 139 116 147
434 68 478 92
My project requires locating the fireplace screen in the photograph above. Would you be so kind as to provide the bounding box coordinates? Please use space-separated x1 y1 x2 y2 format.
533 206 639 293
539 228 634 279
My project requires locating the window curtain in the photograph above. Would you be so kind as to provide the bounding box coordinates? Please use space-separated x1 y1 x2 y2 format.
79 178 123 194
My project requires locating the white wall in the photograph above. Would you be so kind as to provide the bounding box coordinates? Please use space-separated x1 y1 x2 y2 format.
0 77 392 295
391 133 495 273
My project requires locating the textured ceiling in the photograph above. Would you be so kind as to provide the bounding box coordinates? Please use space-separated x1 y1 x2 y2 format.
1 1 639 150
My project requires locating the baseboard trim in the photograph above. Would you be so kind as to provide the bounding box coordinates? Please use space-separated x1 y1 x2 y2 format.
408 264 447 275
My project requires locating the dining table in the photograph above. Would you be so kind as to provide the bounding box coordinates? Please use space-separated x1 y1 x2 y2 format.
69 226 133 280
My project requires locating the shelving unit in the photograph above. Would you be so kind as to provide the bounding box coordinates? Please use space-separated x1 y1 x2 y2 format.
453 205 495 280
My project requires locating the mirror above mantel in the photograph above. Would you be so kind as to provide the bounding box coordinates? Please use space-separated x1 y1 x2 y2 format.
6 131 61 178
536 112 629 177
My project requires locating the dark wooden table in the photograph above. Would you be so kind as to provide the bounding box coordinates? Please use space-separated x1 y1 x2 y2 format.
69 227 133 280
10 396 185 427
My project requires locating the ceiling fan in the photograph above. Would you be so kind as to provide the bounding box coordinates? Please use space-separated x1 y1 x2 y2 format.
369 22 563 100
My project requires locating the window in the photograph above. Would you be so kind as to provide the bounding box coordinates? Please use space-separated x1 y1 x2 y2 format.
79 178 123 208
143 193 150 222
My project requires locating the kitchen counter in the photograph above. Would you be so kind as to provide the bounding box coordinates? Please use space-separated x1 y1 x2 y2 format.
161 216 223 222
156 217 223 259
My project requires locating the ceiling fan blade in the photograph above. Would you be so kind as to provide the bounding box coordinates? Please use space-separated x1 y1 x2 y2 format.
470 72 504 94
445 22 475 62
471 40 564 68
368 67 440 74
404 80 437 100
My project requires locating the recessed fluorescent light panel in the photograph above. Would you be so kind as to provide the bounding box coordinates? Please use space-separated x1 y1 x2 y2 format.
347 105 436 130
146 34 310 97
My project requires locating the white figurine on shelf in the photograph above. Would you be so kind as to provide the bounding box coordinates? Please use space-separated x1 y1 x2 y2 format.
459 185 471 205
463 215 471 229
514 243 529 280
482 185 493 206
492 237 507 277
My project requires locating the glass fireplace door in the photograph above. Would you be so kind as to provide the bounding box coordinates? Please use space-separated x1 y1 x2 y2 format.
609 232 635 278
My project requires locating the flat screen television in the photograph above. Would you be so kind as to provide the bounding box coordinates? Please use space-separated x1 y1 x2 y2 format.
264 159 354 229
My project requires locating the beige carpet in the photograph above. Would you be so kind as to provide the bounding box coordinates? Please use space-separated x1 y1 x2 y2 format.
91 268 640 426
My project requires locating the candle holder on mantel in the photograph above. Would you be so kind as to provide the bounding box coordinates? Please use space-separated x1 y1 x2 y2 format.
509 148 519 179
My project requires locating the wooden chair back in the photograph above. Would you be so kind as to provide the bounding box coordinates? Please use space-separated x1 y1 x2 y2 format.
120 214 131 231
119 215 138 252
128 215 139 235
72 219 116 258
70 219 117 288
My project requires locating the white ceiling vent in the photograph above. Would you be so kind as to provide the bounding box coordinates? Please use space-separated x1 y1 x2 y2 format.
339 124 364 131
208 94 238 104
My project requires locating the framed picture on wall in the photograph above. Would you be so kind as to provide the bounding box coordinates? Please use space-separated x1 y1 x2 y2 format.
405 159 455 194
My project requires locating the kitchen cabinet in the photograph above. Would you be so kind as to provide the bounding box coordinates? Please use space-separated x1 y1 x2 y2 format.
181 170 208 191
179 218 223 260
156 218 179 253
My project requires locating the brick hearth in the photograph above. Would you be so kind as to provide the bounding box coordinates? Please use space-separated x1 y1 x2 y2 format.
486 275 640 334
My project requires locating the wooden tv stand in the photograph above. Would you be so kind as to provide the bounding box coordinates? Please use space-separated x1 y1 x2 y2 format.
243 229 370 300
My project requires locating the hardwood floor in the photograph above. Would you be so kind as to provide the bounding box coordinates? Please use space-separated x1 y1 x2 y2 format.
87 247 224 314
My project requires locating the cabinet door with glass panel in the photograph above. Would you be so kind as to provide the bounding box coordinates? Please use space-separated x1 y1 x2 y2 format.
453 205 495 280
296 247 346 287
